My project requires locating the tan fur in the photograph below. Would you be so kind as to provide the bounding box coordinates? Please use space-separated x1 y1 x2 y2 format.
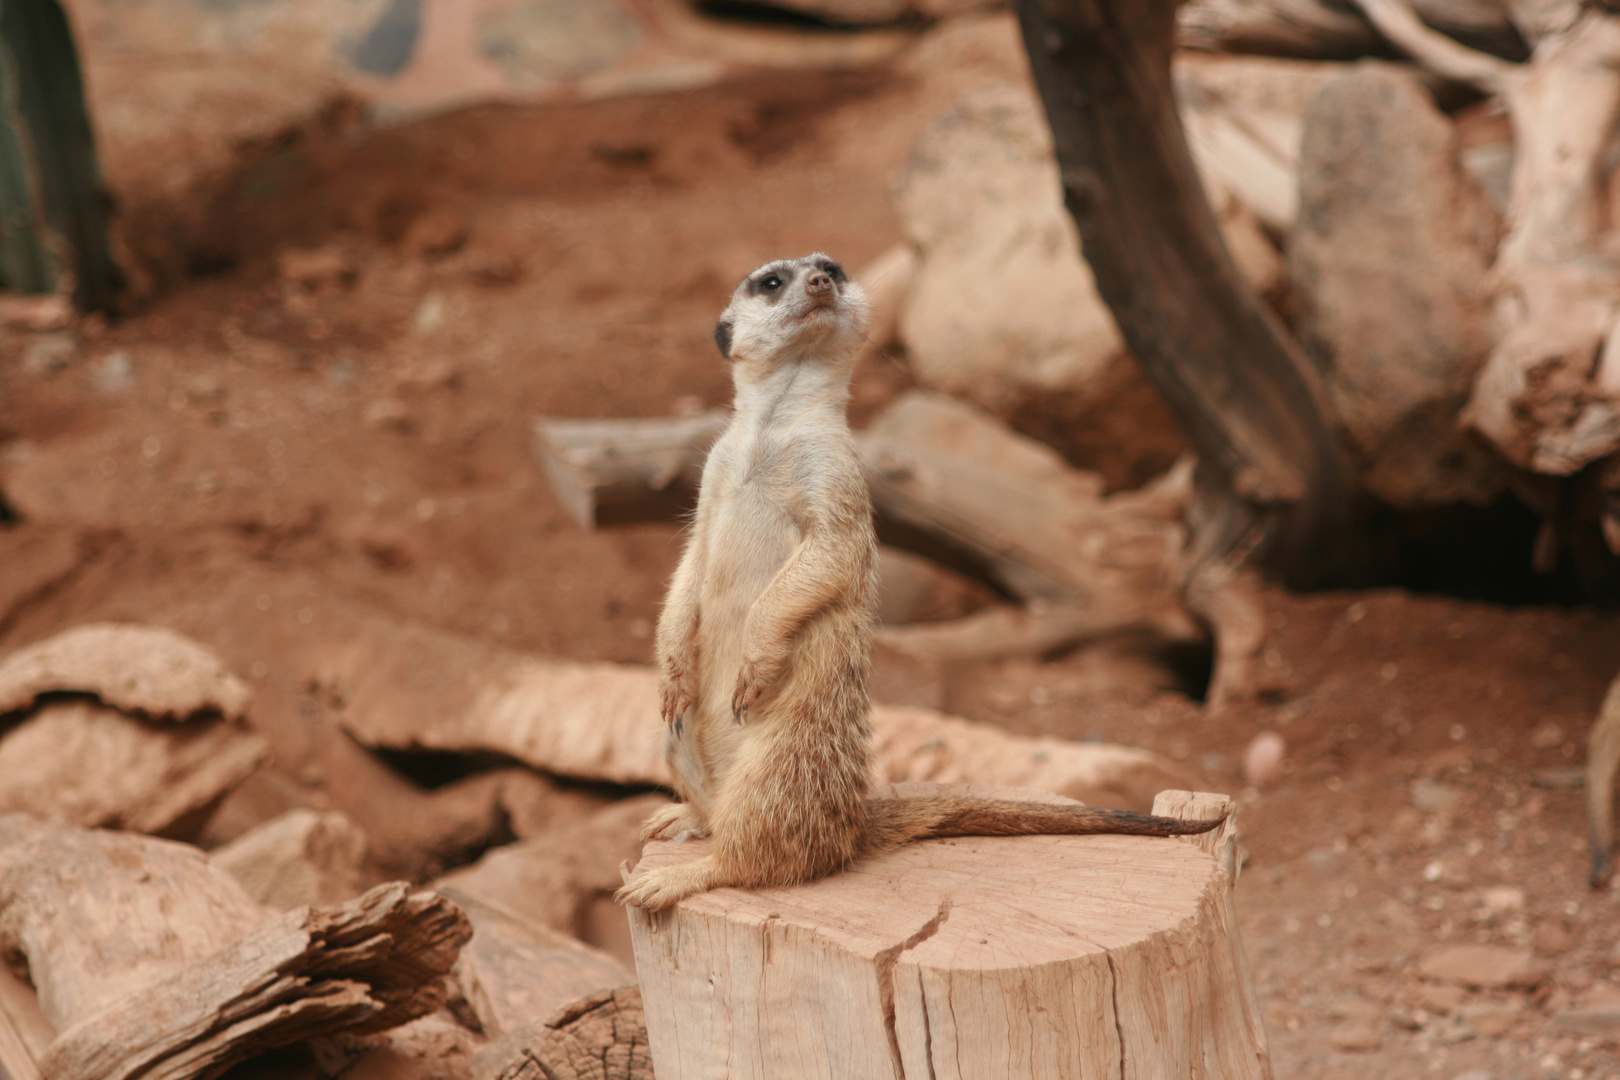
1589 675 1620 887
615 254 1219 912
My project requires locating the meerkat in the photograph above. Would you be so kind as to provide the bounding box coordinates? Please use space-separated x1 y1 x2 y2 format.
614 253 1221 912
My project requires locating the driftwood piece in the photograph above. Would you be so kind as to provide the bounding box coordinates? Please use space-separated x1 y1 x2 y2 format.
472 988 652 1080
211 808 370 911
1589 672 1620 887
626 782 1269 1079
1010 0 1351 586
1177 0 1523 59
532 411 728 532
0 623 251 720
0 700 266 835
324 615 1196 810
0 816 470 1080
435 845 651 1080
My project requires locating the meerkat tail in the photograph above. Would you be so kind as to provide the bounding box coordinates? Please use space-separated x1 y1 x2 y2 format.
858 795 1224 859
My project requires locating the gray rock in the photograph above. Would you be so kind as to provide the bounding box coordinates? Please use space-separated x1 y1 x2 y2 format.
1290 63 1503 508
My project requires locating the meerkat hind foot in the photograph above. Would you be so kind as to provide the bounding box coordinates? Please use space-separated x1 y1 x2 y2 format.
615 857 725 911
640 803 706 843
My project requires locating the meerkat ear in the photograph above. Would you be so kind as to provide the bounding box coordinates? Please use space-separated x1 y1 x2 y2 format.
714 319 734 358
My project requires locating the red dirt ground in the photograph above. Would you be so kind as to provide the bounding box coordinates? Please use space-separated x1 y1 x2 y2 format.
2 24 1618 1078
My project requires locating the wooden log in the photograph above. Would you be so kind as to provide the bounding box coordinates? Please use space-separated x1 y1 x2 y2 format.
1010 0 1353 587
532 411 728 532
1177 0 1524 60
322 614 1197 810
0 700 267 837
0 816 470 1080
0 622 252 720
625 782 1269 1079
472 988 652 1080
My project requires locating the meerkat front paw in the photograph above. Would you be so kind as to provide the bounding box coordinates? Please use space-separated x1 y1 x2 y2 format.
731 654 780 723
659 670 695 731
616 857 723 911
640 803 707 843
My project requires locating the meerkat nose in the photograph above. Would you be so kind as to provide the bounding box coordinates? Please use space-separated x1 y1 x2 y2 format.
805 272 833 295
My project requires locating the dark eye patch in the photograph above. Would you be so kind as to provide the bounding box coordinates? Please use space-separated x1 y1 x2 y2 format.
714 319 733 358
746 266 794 298
819 261 845 283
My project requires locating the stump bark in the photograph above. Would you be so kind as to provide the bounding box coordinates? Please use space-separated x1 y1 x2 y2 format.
626 784 1269 1079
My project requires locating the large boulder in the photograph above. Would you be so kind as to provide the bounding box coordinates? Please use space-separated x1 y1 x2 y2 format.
894 86 1191 491
1289 63 1503 508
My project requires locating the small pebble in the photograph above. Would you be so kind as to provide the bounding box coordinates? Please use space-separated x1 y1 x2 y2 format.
1243 731 1286 787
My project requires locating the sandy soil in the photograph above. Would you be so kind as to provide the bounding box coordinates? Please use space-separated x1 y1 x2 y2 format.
2 18 1618 1078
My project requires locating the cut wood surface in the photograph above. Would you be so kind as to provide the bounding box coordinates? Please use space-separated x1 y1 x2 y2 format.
325 614 1197 809
0 816 470 1080
0 622 251 720
473 988 652 1080
626 782 1269 1079
0 699 266 835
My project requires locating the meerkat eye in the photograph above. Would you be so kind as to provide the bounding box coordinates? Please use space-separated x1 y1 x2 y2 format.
821 262 845 283
761 274 782 291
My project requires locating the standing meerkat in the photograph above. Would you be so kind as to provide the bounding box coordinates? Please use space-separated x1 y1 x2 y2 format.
615 253 1220 912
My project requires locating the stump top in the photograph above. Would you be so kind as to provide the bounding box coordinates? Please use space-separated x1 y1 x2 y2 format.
629 783 1222 971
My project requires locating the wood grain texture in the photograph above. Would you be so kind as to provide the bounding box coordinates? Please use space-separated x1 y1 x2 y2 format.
627 783 1268 1079
326 615 1195 809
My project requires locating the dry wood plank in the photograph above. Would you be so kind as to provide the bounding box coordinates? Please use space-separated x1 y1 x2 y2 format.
0 700 266 835
532 411 728 532
0 816 470 1080
626 782 1268 1079
0 623 251 720
324 615 1196 809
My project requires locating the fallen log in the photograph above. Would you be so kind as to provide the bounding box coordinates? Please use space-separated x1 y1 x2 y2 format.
322 615 1198 810
625 783 1269 1079
0 816 470 1080
532 411 728 532
0 622 251 720
211 808 370 911
0 624 265 837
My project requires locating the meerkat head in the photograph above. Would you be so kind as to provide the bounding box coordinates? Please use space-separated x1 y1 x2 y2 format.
713 253 869 370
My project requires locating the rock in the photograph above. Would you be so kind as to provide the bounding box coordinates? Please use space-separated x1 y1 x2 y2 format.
1417 982 1468 1016
1478 885 1524 915
1328 1025 1382 1052
1242 731 1286 787
211 808 370 910
1417 944 1547 990
894 85 1188 491
1410 777 1463 815
1289 62 1503 509
1554 985 1620 1035
21 332 77 376
1459 1000 1520 1037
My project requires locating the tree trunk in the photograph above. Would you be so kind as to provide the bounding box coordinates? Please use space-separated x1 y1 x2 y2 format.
1009 0 1353 586
626 783 1270 1079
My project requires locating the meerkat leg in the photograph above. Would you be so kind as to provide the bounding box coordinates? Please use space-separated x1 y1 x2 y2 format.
616 856 727 911
639 802 710 843
731 528 867 721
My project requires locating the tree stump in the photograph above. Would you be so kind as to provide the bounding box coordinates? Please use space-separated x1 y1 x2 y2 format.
625 784 1269 1079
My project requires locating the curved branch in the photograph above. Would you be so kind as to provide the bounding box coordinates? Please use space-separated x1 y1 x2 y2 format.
1354 0 1520 93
